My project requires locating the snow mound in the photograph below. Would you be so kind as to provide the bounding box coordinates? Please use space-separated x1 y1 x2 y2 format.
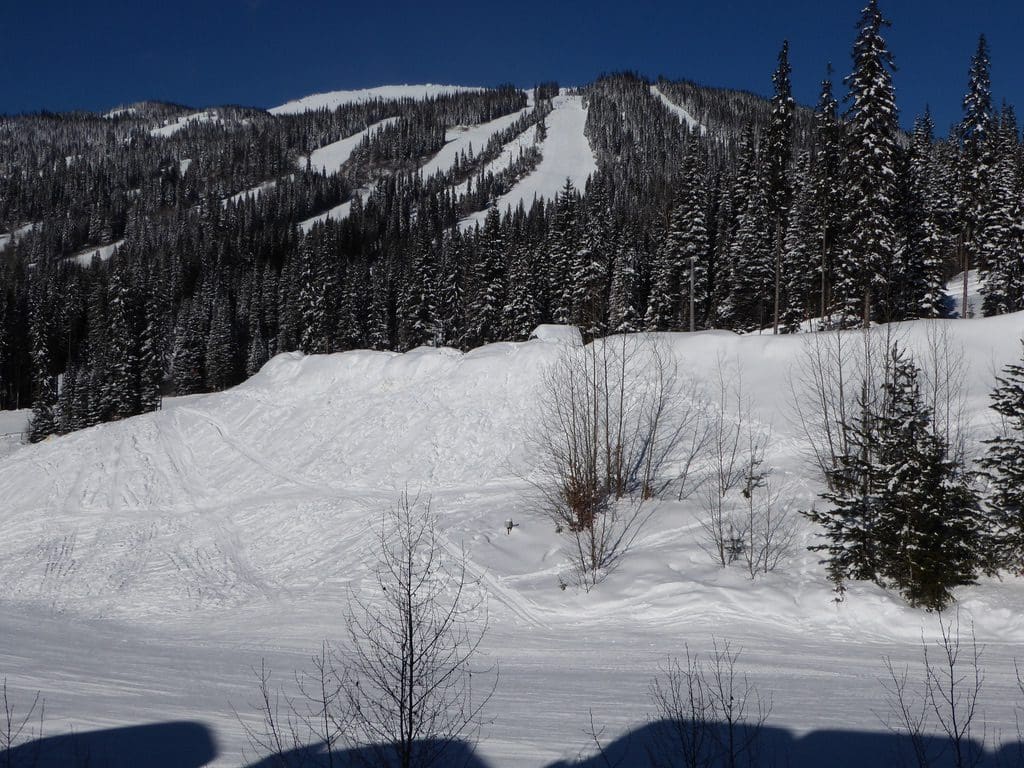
529 324 583 345
269 84 485 115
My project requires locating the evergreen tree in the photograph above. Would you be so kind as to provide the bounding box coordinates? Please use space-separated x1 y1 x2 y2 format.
979 340 1024 572
839 0 900 326
806 344 983 610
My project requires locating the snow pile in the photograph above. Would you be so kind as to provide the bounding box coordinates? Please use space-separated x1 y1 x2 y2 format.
269 84 485 115
459 93 597 230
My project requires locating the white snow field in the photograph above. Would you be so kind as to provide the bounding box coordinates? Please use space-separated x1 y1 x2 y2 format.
0 222 37 251
420 108 531 180
3 314 1024 766
269 84 485 115
68 239 124 266
651 84 706 135
459 94 597 231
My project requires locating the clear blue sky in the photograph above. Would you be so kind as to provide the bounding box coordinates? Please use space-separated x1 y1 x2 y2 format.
2 0 1021 132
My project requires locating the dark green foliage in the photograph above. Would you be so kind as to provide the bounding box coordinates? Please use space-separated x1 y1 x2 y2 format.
980 341 1024 572
805 344 982 611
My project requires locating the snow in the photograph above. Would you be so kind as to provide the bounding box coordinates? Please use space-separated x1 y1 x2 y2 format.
150 111 220 138
104 106 138 119
459 93 597 231
0 408 27 460
419 108 530 180
529 324 583 345
69 239 123 266
269 84 484 115
300 116 399 175
651 84 706 134
3 313 1024 765
946 269 984 318
0 222 37 251
179 158 193 175
224 178 287 206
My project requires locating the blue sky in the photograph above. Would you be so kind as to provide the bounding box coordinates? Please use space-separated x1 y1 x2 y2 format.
2 0 1021 132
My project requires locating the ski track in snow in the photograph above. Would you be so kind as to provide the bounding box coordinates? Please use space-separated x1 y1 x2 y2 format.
3 318 1024 764
459 93 597 231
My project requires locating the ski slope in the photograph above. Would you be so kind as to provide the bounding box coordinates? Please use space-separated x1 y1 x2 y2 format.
68 239 124 266
420 108 531 180
150 111 220 138
269 84 484 115
301 116 400 175
3 313 1024 765
459 93 597 230
651 84 706 134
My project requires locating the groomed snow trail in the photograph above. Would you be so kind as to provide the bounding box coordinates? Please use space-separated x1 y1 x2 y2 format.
650 84 706 134
459 93 597 230
3 316 1024 765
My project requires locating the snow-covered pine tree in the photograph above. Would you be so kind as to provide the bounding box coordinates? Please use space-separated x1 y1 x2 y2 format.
806 343 982 609
27 277 57 443
950 35 996 313
871 345 981 610
463 207 506 347
722 160 773 332
105 258 139 420
809 67 846 326
570 177 612 339
980 340 1024 572
979 107 1024 316
546 180 580 325
839 0 900 327
765 40 795 332
909 111 951 318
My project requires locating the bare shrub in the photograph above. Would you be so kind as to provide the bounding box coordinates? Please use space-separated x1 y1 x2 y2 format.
1 678 44 768
241 493 494 768
649 641 771 768
531 334 708 588
879 613 985 768
343 492 495 768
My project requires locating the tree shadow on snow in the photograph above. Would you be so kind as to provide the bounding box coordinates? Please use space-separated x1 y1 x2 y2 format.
242 738 491 768
0 720 217 767
546 719 1012 768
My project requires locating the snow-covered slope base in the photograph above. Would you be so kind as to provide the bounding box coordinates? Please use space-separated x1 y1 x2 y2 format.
3 315 1024 766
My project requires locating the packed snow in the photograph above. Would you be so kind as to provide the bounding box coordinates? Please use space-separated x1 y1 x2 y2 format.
3 313 1024 766
651 84 706 134
459 93 597 230
0 408 27 460
269 84 485 115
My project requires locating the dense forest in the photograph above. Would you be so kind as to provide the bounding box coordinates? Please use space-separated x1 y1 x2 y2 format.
1 0 1022 447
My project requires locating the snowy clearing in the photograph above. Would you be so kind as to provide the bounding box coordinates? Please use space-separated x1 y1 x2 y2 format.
269 84 485 115
459 93 597 230
3 313 1024 765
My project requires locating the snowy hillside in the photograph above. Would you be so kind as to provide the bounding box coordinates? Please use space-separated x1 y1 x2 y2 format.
269 84 485 115
3 314 1024 766
460 93 597 230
